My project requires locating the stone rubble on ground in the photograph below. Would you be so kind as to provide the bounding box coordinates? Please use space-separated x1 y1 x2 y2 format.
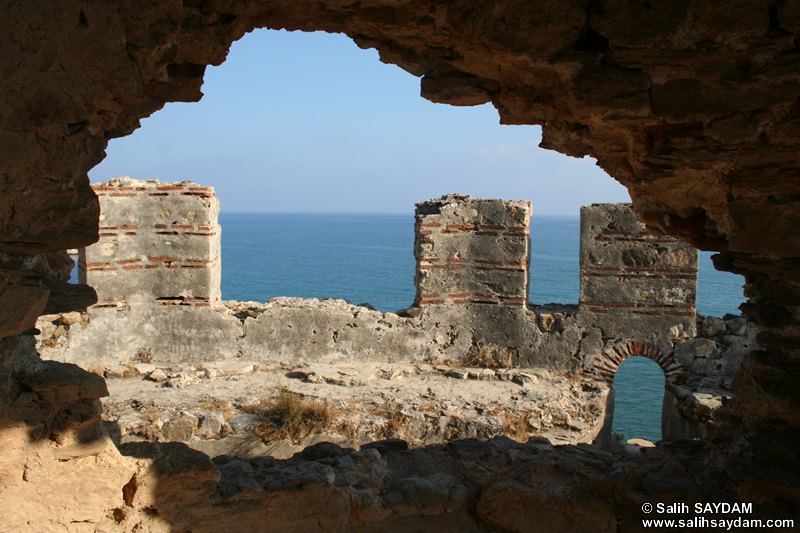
94 308 756 456
101 431 727 533
101 359 612 459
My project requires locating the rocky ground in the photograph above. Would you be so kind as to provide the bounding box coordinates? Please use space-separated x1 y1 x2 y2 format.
111 428 719 533
100 359 610 460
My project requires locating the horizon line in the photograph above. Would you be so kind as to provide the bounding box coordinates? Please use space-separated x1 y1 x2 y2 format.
219 210 582 217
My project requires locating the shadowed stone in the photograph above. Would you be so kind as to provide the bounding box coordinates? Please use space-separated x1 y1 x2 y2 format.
19 361 108 403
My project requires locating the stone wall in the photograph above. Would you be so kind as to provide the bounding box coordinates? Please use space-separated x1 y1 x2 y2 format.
41 178 241 364
662 315 758 441
2 4 798 528
37 185 755 445
65 185 767 452
578 203 700 384
38 186 729 390
414 194 531 310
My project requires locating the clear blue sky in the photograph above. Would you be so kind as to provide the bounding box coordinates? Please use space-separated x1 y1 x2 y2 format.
89 29 630 215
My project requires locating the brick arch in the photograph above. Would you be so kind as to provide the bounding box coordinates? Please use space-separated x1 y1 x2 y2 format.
587 341 685 384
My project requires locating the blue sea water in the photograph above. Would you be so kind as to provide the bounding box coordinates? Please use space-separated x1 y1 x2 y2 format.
220 212 415 310
219 212 746 317
219 212 748 443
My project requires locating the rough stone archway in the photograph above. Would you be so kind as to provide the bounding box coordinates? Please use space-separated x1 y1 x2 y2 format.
588 341 685 384
3 1 800 529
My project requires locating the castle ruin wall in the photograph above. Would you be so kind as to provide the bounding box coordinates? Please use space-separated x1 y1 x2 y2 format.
54 179 242 365
32 181 760 455
579 203 698 349
2 4 798 529
37 182 743 397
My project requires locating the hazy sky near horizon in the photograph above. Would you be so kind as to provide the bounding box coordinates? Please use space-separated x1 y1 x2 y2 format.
89 29 630 215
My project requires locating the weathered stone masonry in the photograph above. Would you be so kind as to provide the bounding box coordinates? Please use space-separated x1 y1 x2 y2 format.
414 194 531 310
579 203 698 384
42 178 241 365
2 4 797 528
82 180 221 311
36 183 760 456
579 203 698 335
43 183 716 390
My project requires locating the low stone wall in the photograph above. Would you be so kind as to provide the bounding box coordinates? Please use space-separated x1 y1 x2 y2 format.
36 298 584 369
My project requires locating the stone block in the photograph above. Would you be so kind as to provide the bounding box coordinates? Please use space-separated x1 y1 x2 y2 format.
218 361 255 375
198 411 226 439
147 368 168 382
82 178 221 309
702 316 726 337
105 365 129 379
0 284 50 338
480 368 496 379
41 280 97 314
229 414 261 434
578 203 698 341
19 361 109 403
163 416 196 442
414 194 531 311
447 368 469 380
673 338 718 367
133 363 156 375
60 311 83 325
725 317 747 336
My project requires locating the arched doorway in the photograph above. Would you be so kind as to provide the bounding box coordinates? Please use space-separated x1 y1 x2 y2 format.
612 356 665 443
587 341 686 446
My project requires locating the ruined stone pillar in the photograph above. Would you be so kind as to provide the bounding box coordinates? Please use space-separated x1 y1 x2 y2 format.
55 177 238 364
414 194 531 310
579 203 698 350
80 177 221 310
412 194 533 351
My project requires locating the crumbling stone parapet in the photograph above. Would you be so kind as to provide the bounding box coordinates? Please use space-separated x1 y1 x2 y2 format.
52 188 713 378
578 203 698 348
413 194 532 311
410 194 537 362
81 177 221 311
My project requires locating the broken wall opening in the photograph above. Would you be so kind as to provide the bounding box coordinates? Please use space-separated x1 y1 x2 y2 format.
696 252 747 317
88 28 630 315
84 28 748 321
611 356 665 443
219 212 415 313
528 214 581 305
91 29 626 212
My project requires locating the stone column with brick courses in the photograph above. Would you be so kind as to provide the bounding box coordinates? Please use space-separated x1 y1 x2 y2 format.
578 203 698 353
81 177 221 310
414 194 531 308
67 177 241 365
413 194 535 350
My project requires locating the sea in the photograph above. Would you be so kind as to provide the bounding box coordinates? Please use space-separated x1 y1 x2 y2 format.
218 213 748 443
